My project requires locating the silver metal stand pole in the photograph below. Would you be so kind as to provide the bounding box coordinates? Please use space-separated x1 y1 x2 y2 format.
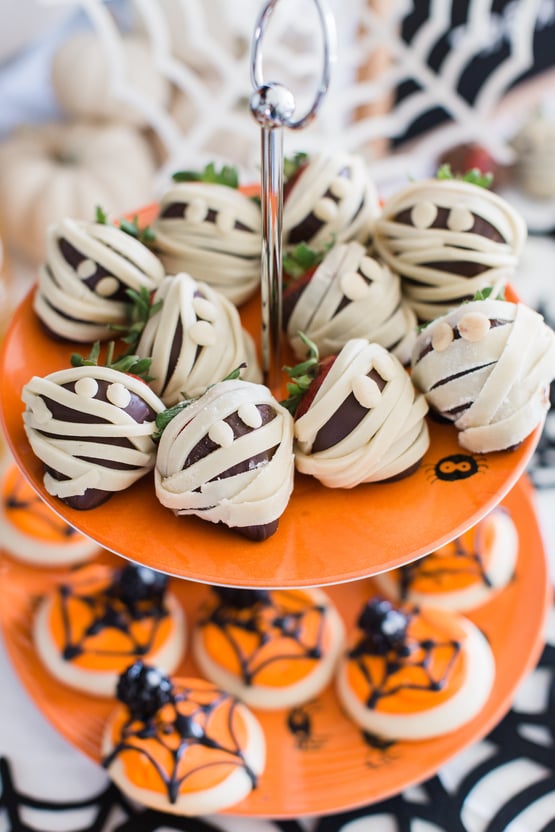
249 0 336 392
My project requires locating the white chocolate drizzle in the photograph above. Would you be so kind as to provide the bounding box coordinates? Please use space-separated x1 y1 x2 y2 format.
411 299 555 453
287 241 417 366
155 380 295 530
294 339 429 487
374 178 527 322
34 217 164 343
22 365 165 500
153 183 262 306
283 152 380 251
137 273 261 406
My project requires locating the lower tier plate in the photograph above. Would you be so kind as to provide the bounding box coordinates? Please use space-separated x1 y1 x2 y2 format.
0 475 550 818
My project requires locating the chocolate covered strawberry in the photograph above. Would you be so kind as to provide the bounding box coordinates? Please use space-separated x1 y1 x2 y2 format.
283 335 429 487
411 292 555 453
22 343 165 509
35 209 164 343
282 151 380 252
153 163 262 306
374 167 527 323
135 272 261 406
155 377 294 541
283 240 417 365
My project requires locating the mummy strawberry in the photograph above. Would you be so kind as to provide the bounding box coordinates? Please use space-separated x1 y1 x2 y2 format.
411 293 555 453
35 210 165 342
283 151 380 251
135 272 261 405
155 378 295 541
22 345 165 509
152 164 262 306
283 241 417 365
373 168 527 322
283 336 430 487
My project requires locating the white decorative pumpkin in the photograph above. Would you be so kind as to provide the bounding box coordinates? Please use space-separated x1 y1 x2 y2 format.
0 121 156 264
51 32 171 126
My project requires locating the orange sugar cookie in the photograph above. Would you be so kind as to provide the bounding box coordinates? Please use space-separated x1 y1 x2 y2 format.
374 506 518 611
102 663 265 815
34 562 185 697
0 456 101 566
336 596 494 740
193 586 345 709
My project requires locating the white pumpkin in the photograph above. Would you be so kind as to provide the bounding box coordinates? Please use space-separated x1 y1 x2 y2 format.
51 32 171 126
0 121 156 264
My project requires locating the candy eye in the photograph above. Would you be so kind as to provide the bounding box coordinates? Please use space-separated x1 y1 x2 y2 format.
77 259 97 279
238 402 262 429
185 198 208 223
107 383 131 409
208 420 234 448
74 377 99 398
95 276 120 297
447 204 474 232
411 200 438 229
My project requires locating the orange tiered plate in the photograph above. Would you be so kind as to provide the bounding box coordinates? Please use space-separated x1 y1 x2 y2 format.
0 476 550 818
0 204 542 586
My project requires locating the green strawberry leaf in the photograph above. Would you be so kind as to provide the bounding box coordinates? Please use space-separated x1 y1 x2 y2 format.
172 162 240 189
281 332 320 415
436 163 494 189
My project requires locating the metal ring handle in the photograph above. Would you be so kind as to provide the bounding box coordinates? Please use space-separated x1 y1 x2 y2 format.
250 0 336 130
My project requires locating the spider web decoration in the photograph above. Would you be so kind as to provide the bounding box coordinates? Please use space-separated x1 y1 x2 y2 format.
1 618 553 830
39 0 555 192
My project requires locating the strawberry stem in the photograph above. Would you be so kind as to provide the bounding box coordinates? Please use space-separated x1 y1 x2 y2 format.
281 333 320 415
70 341 154 381
436 163 494 189
153 364 247 440
172 162 239 189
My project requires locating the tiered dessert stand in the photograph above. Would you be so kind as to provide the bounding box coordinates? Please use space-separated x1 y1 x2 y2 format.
0 0 551 819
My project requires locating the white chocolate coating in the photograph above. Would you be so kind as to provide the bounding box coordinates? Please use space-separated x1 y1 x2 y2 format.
336 612 495 740
34 589 185 697
34 218 165 342
283 152 380 250
137 273 261 405
374 178 527 321
287 241 417 365
22 365 165 500
411 299 555 453
153 183 262 306
294 339 430 487
155 380 295 530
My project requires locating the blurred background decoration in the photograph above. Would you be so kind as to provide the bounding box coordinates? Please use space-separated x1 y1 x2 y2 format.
0 0 555 266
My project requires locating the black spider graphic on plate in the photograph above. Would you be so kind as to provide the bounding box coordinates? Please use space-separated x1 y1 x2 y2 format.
286 701 326 750
425 453 488 483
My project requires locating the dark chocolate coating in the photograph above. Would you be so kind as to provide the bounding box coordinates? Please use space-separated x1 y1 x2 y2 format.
311 369 386 453
58 238 128 300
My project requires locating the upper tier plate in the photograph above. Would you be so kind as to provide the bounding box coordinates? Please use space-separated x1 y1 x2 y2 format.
0 237 541 586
